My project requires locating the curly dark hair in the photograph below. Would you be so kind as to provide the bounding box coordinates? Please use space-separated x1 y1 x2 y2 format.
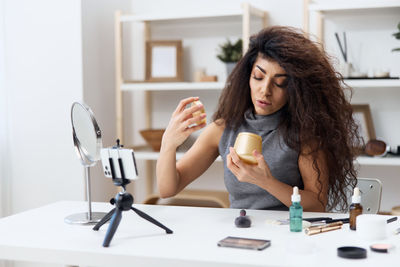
213 26 362 211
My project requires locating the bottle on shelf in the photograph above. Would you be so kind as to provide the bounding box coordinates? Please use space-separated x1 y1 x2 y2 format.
290 186 303 232
349 187 363 230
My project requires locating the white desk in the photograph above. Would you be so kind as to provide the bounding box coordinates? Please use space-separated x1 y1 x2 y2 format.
0 201 398 266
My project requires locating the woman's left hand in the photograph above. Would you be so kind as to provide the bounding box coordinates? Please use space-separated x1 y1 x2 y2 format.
227 147 274 187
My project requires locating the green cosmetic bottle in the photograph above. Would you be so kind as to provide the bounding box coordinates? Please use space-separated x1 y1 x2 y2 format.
290 186 303 232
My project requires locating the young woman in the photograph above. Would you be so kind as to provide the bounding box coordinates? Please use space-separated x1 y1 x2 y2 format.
156 26 361 212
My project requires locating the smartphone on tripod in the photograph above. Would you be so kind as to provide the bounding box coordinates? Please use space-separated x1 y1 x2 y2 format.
100 147 138 180
94 141 172 247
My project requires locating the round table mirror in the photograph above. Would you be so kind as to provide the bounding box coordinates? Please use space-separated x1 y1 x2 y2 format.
71 102 101 165
64 102 107 224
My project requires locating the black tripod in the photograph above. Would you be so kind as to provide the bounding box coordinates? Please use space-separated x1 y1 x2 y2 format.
93 140 173 247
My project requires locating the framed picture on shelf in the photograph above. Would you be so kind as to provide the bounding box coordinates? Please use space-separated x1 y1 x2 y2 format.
351 104 376 144
145 40 183 82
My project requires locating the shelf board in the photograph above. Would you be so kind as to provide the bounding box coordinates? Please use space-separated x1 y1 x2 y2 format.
133 149 399 167
134 149 223 162
121 82 225 91
121 79 400 92
121 11 243 22
309 0 400 11
355 156 400 167
344 79 400 88
120 4 265 22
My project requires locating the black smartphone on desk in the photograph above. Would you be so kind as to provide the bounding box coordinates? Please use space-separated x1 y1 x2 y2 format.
217 236 271 251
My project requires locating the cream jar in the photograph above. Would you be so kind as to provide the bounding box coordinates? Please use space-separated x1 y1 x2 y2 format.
191 100 206 125
233 132 262 165
357 214 388 240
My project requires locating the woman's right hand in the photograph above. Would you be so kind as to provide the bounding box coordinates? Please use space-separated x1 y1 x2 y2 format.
161 97 207 151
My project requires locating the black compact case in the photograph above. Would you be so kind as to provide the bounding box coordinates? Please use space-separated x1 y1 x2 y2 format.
337 246 367 259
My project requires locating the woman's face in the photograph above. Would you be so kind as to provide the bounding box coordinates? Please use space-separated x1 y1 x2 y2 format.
249 56 288 116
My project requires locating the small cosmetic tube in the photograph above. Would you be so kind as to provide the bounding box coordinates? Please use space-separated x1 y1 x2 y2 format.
305 225 342 236
307 221 343 230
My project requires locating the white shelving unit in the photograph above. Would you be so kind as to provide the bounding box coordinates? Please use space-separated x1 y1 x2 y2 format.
133 150 400 167
115 3 268 142
115 3 268 197
304 0 400 47
344 79 400 88
308 0 400 12
116 2 400 204
120 8 266 22
121 82 225 92
356 156 400 167
118 78 397 92
126 1 400 174
304 0 400 168
134 148 223 162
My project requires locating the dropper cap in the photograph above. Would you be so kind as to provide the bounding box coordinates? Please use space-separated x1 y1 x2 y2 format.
291 186 301 202
352 187 361 203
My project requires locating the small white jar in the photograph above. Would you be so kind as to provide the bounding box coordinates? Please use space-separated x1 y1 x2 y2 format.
356 214 387 240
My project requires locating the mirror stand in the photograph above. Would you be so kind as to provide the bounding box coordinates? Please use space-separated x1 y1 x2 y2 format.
65 102 108 225
64 166 107 224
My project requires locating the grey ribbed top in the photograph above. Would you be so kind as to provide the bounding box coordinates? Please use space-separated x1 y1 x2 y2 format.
218 109 302 210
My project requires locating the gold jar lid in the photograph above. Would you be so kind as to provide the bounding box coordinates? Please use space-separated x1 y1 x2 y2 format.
237 132 262 141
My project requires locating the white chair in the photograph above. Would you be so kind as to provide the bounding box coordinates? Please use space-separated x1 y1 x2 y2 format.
356 178 382 214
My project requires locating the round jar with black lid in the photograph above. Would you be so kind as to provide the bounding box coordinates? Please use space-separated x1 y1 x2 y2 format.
337 246 367 259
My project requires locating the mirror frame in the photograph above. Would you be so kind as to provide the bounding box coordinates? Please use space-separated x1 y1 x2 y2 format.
71 102 102 166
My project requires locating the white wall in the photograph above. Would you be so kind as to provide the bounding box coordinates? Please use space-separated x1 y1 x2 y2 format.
1 0 132 216
1 1 134 266
81 0 132 201
0 0 9 219
3 0 85 214
0 2 11 266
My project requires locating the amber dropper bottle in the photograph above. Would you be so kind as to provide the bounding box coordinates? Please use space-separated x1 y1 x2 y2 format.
349 187 363 230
